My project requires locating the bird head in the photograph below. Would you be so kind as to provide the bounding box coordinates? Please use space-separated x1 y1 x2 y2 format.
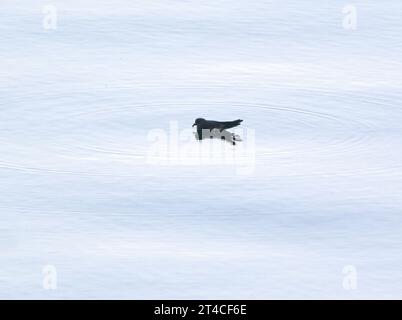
192 118 205 127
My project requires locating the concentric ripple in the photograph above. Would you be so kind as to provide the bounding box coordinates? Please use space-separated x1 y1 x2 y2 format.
0 88 401 178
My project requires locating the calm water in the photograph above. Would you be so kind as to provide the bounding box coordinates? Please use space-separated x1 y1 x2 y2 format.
1 1 402 298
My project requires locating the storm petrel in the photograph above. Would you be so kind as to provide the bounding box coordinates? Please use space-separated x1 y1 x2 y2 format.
192 118 243 145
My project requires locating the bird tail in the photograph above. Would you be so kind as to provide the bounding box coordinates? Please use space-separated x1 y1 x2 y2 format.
231 119 243 127
222 119 243 130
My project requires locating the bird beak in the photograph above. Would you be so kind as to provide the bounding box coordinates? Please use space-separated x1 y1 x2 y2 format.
192 123 196 127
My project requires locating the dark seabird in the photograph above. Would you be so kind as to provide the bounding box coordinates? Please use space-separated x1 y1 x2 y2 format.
192 118 243 145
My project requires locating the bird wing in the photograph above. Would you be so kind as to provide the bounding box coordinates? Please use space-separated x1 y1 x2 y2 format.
201 119 243 130
220 119 243 130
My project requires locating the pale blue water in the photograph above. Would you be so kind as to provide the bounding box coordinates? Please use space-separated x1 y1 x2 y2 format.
1 1 402 298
